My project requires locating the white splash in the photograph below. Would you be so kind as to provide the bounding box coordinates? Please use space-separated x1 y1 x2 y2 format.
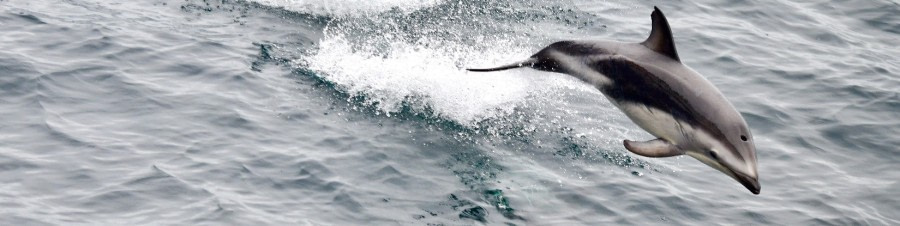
269 0 606 126
298 32 601 126
250 0 441 16
301 34 516 124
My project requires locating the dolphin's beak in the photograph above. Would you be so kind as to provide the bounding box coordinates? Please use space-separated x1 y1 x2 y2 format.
733 170 761 195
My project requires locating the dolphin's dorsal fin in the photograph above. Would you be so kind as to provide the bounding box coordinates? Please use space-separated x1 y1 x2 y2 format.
642 6 680 62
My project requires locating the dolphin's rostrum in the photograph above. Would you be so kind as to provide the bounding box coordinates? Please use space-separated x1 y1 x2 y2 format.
468 7 761 194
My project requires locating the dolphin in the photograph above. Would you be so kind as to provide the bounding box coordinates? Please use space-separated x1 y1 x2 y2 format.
467 7 760 194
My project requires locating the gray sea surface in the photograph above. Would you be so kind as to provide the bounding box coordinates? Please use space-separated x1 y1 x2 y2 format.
1 0 898 225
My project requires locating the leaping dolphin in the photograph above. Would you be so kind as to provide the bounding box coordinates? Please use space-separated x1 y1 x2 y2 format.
468 7 760 194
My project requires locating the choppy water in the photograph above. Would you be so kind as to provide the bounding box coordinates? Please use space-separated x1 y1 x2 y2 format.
1 0 898 225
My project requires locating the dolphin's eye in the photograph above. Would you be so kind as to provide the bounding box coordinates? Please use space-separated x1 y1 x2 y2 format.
709 151 719 160
741 135 748 141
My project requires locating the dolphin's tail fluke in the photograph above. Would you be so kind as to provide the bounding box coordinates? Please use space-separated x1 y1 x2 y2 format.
466 58 537 72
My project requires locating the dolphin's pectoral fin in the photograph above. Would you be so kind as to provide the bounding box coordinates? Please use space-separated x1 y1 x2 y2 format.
623 138 683 157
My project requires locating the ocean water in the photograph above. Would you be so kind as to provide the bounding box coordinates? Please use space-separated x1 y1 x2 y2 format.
1 0 898 225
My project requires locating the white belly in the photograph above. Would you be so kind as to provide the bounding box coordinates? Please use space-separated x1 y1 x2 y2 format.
610 100 694 145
